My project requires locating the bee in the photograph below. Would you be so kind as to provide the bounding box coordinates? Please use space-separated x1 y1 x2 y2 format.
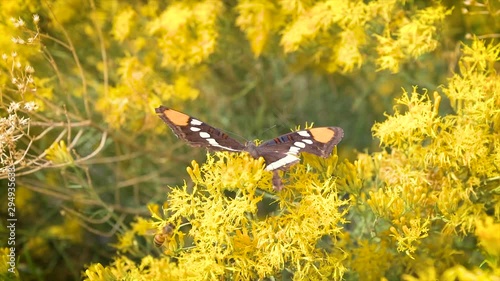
153 223 174 248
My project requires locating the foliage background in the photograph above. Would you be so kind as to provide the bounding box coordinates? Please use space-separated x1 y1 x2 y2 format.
0 0 499 280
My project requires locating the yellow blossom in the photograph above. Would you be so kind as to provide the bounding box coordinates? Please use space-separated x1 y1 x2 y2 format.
45 140 74 165
236 0 280 56
475 216 500 258
111 6 135 42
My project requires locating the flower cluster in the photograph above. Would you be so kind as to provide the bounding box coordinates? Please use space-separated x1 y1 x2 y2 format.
89 151 349 280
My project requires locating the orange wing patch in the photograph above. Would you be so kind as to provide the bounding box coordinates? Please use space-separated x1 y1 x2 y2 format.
163 108 190 126
309 128 335 143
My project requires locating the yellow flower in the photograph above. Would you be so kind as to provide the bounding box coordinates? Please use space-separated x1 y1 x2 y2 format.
475 216 500 258
236 0 279 56
45 140 74 165
111 6 135 42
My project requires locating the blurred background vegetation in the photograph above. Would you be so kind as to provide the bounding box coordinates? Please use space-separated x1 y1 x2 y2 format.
0 0 498 280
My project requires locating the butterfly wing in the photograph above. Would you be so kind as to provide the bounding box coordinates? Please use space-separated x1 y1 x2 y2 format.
155 106 246 152
255 127 344 171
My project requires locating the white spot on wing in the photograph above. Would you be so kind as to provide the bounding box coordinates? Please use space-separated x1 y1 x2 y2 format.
206 138 218 146
303 139 313 144
206 138 242 152
190 127 201 132
199 132 210 138
294 141 306 148
265 154 299 171
289 146 300 154
191 119 203 125
297 131 310 137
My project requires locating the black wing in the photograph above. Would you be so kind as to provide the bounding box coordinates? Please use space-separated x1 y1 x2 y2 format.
254 127 344 171
155 106 246 152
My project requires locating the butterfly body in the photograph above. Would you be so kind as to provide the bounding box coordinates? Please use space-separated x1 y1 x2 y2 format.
155 106 343 189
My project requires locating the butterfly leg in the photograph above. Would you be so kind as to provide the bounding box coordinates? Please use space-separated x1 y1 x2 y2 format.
272 170 284 191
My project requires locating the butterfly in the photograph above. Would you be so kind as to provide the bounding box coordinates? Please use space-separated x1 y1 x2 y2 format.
155 106 343 190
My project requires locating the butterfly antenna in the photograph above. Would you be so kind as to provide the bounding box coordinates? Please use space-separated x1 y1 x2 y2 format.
260 124 277 136
224 129 249 143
